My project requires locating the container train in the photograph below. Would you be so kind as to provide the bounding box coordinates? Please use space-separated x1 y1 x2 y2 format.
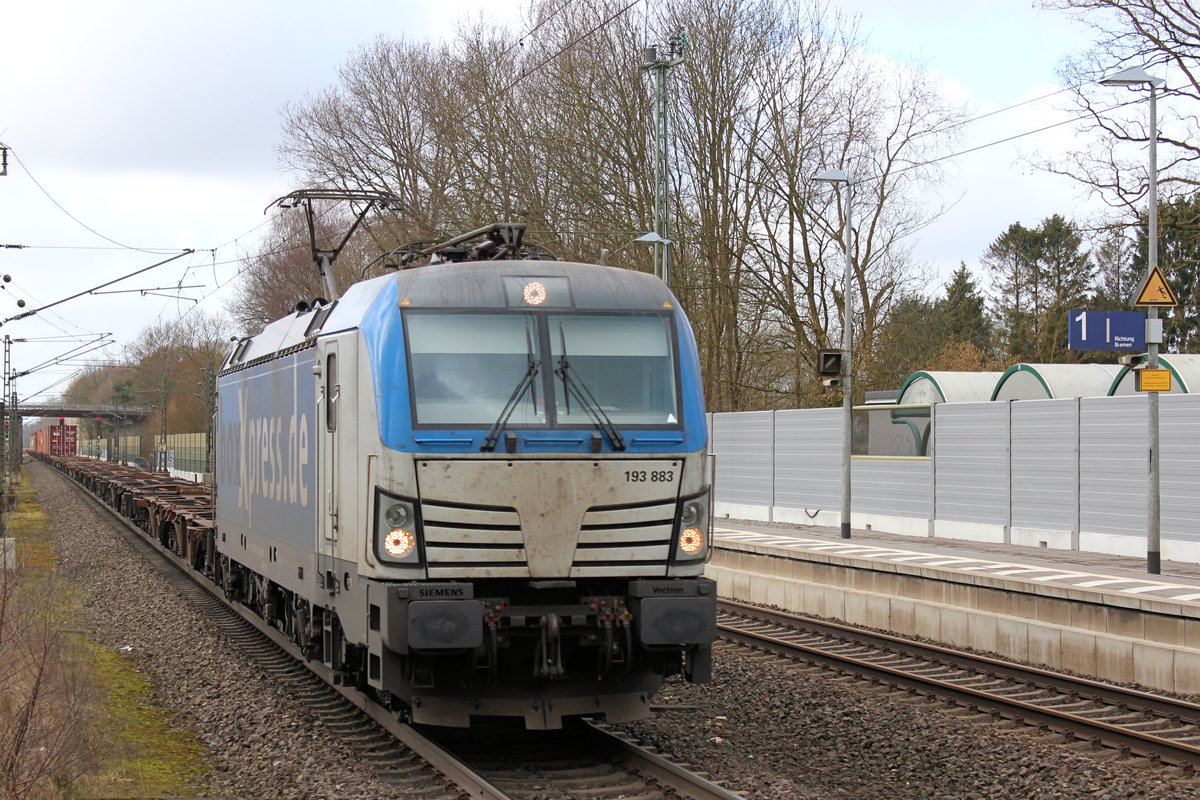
29 423 77 456
211 223 715 728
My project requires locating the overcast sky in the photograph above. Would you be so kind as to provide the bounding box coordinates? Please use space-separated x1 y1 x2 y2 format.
0 0 1107 400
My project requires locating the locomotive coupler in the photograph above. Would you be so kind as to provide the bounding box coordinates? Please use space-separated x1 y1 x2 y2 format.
484 606 501 683
535 612 565 679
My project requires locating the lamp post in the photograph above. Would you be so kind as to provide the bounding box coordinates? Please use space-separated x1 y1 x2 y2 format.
1102 65 1165 575
813 168 854 540
599 231 670 266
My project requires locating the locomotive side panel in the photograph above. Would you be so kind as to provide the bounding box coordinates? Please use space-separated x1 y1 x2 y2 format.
216 348 319 598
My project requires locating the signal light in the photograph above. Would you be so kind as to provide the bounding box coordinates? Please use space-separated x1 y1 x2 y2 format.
383 528 417 559
817 348 843 377
678 527 705 555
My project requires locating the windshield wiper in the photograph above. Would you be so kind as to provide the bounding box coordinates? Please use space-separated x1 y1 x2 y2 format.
554 324 627 452
481 319 540 453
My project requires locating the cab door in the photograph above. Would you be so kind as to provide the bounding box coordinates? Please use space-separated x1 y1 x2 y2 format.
318 340 340 591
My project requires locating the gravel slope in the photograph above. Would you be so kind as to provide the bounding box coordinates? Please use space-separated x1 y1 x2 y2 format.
619 648 1199 799
31 461 411 800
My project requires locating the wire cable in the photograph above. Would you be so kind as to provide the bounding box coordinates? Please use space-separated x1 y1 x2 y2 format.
0 250 193 328
5 146 174 254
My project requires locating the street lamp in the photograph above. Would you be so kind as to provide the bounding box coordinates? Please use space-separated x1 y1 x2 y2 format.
813 167 854 540
1101 65 1166 575
599 231 671 266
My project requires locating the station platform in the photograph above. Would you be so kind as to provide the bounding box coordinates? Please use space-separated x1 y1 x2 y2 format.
706 519 1200 696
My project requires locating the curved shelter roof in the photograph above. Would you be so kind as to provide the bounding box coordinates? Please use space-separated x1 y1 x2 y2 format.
896 371 1004 404
1108 354 1200 395
990 363 1123 401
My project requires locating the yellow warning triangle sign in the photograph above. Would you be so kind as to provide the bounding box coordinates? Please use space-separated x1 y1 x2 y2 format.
1133 265 1179 307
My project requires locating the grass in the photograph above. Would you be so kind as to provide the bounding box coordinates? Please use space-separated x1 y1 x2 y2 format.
72 647 210 799
6 465 213 799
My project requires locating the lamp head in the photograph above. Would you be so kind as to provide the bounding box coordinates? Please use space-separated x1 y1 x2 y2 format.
1101 66 1164 88
812 168 853 185
633 231 670 244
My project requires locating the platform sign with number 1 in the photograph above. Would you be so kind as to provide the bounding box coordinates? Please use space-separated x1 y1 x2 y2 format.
1068 310 1146 351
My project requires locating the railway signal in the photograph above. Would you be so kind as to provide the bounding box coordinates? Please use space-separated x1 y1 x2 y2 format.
817 348 842 387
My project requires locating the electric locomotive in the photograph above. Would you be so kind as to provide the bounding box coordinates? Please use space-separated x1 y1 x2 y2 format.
214 224 714 728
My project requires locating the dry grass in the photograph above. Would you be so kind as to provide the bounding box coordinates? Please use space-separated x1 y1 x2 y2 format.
3 465 211 799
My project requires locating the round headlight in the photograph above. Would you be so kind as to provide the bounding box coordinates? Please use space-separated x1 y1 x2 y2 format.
385 503 410 528
680 501 701 527
383 528 417 559
678 527 704 556
523 281 548 305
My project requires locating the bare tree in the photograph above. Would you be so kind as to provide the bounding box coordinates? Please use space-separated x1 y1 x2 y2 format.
124 312 233 438
668 0 963 407
275 0 967 411
1046 0 1200 214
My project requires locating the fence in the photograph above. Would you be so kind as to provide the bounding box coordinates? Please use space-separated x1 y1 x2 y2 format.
154 432 209 477
709 394 1200 563
77 438 107 459
75 436 142 464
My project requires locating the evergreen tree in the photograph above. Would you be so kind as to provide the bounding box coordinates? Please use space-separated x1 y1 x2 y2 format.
1032 214 1092 361
872 265 995 389
871 294 941 389
1091 227 1140 308
982 222 1038 360
983 216 1092 362
935 263 991 350
1131 194 1200 351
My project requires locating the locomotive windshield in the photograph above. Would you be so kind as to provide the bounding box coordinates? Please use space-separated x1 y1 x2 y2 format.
405 310 680 428
407 313 544 426
549 314 678 426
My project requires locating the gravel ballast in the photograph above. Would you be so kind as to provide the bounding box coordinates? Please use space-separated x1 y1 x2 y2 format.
31 462 412 800
622 647 1199 799
31 460 1200 799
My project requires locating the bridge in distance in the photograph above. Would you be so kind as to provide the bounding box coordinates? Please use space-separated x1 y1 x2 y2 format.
5 403 155 422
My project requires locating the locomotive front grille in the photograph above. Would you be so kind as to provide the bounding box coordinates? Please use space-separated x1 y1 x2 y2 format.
416 459 681 579
420 499 531 578
571 499 675 577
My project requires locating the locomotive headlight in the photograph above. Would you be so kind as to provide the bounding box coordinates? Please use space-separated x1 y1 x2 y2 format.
522 280 548 306
375 490 422 565
385 502 410 528
678 527 704 555
383 527 417 559
673 495 709 562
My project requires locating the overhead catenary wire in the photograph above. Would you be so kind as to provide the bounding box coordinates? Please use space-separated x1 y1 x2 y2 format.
5 146 175 254
13 336 115 379
22 371 83 402
0 249 193 328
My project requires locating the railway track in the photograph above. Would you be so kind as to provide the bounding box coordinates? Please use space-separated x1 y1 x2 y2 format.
718 598 1200 772
50 456 745 800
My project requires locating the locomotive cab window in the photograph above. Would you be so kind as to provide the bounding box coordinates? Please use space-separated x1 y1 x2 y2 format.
406 312 546 427
403 309 681 429
550 313 680 426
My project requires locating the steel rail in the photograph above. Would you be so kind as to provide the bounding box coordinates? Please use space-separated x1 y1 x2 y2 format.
718 598 1200 769
579 719 748 800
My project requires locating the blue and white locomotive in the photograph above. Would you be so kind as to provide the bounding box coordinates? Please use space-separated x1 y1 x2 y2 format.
214 224 714 728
